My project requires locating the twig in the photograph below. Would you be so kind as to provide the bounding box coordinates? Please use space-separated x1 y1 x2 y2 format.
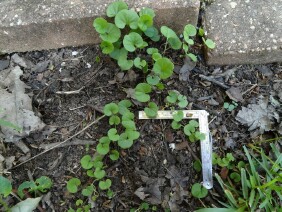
9 115 105 170
56 86 85 95
242 84 257 95
199 74 230 89
39 139 97 150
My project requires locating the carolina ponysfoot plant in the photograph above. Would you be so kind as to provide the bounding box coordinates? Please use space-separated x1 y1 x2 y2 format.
214 144 282 211
0 175 52 211
66 1 216 209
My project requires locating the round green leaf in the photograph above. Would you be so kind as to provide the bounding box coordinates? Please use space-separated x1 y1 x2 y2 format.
118 58 133 70
122 120 136 130
167 37 182 50
81 155 94 170
144 102 158 118
94 167 106 180
139 8 155 18
109 150 120 161
93 18 108 34
0 176 12 197
100 23 121 43
103 103 119 116
178 95 188 108
97 142 110 155
187 53 197 62
153 58 174 79
191 183 208 198
100 41 114 54
230 172 241 183
123 32 144 52
126 130 140 140
134 57 147 69
82 185 94 196
134 83 152 102
146 75 160 85
171 120 181 130
99 179 112 190
204 38 216 49
173 110 184 122
152 53 162 61
193 160 202 172
109 115 121 125
106 1 128 17
35 176 52 192
146 47 159 55
108 128 119 141
118 100 132 115
138 14 153 31
195 131 205 141
144 27 160 41
67 178 81 193
115 10 139 29
183 24 196 43
122 111 134 121
166 91 178 103
118 137 134 149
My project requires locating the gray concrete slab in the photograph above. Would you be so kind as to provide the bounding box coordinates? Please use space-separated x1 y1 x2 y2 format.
204 0 282 65
0 0 200 53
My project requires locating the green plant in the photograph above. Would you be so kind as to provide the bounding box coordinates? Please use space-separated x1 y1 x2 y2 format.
214 143 282 211
130 202 158 212
0 175 52 211
213 152 235 168
191 183 208 198
223 101 238 112
66 1 216 209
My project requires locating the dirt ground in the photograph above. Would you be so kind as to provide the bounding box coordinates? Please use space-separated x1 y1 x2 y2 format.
0 44 281 211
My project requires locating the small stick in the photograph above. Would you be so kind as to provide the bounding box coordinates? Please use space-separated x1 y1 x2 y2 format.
242 84 257 95
39 139 97 150
199 74 230 89
56 86 85 95
9 115 105 170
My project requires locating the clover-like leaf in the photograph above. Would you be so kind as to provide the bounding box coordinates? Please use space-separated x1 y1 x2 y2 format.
110 47 127 61
152 53 162 61
100 23 121 43
187 53 197 62
122 111 134 121
144 26 160 41
104 103 119 116
34 176 52 193
81 155 94 170
118 133 134 149
166 91 178 104
183 24 196 43
171 120 182 130
106 1 128 17
195 131 205 141
203 38 216 49
191 183 208 198
123 32 144 52
134 83 152 102
100 41 114 54
178 95 188 108
153 58 174 79
94 167 106 180
82 185 95 197
139 7 155 18
108 128 119 141
67 178 81 193
122 120 136 130
17 181 36 198
146 48 159 55
109 115 121 125
99 179 112 190
118 100 132 115
146 75 160 85
144 102 159 118
125 130 140 140
134 57 147 69
138 14 153 31
109 150 120 161
160 26 181 49
173 111 184 122
118 58 133 70
0 176 12 197
93 17 108 34
230 172 241 183
115 9 139 29
97 137 110 155
193 160 202 172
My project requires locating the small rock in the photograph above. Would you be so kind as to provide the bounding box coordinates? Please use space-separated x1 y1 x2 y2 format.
256 65 273 77
226 87 244 102
0 60 9 71
31 61 49 73
11 54 27 68
208 98 219 106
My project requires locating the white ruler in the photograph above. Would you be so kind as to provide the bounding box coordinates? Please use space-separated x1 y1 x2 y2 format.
139 110 213 189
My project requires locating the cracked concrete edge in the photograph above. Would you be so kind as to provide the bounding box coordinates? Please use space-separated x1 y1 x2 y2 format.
0 0 200 53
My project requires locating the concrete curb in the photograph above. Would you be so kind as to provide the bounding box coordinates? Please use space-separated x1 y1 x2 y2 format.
0 0 200 53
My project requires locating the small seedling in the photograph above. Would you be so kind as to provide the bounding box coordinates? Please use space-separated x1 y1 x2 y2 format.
191 183 208 198
223 101 238 111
